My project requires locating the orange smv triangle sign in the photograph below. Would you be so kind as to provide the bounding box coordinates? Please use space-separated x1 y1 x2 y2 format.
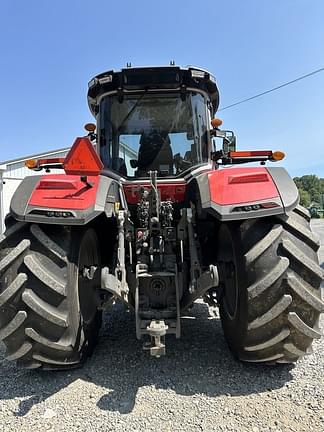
64 137 104 175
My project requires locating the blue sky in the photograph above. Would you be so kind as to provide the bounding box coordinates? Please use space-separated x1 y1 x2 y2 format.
0 0 323 177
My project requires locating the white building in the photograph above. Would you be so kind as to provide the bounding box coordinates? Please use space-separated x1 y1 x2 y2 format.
0 143 137 234
0 148 69 234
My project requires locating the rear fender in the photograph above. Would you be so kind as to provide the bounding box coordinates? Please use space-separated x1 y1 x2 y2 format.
10 173 124 225
195 167 298 221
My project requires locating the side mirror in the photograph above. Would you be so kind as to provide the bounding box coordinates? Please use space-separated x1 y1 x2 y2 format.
211 128 237 155
223 131 236 153
130 159 138 168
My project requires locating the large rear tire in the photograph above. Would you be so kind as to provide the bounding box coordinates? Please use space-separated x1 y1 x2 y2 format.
0 220 102 370
218 205 324 364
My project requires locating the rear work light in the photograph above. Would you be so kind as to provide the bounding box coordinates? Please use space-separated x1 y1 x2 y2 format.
191 69 206 79
46 211 73 218
29 210 74 218
232 202 280 212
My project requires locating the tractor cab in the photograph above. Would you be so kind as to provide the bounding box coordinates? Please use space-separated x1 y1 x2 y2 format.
87 66 219 178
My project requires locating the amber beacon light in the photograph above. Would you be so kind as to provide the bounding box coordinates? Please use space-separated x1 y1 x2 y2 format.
84 123 96 133
271 151 285 161
25 159 38 169
211 118 223 128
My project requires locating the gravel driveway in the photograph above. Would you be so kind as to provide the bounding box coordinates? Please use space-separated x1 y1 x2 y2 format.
0 222 323 432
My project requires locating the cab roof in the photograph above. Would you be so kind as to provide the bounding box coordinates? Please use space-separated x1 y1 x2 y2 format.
87 65 219 116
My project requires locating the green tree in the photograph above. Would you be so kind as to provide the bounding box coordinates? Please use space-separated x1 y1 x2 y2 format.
299 189 311 207
294 174 323 207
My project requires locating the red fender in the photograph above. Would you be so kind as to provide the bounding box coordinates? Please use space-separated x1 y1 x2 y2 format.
208 167 279 205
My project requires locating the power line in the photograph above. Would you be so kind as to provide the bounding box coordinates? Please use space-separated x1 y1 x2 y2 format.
218 67 324 111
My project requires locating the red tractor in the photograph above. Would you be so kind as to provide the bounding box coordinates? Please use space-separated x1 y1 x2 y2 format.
0 66 323 370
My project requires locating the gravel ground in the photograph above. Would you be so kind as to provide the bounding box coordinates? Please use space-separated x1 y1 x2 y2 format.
0 222 323 432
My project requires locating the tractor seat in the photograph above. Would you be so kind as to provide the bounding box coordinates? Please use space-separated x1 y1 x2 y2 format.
136 131 173 176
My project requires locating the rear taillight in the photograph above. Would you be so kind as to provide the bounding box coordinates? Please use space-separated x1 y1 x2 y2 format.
232 202 280 212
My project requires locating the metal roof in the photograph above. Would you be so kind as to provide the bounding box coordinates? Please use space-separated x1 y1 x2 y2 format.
0 140 137 169
0 147 70 167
